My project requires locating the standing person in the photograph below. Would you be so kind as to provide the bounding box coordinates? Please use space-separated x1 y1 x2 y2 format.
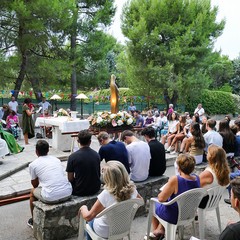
167 104 174 116
121 130 151 182
146 154 200 239
66 130 101 196
28 140 72 228
22 98 35 145
38 97 52 115
219 177 240 240
97 131 130 173
8 96 18 113
79 161 142 240
128 102 136 113
141 127 166 176
194 103 205 122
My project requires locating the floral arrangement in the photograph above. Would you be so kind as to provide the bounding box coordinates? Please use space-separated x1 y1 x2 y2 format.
88 111 135 128
57 108 70 117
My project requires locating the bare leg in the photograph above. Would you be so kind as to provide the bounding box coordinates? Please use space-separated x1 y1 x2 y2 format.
152 217 165 236
30 188 37 217
161 135 166 145
167 134 175 148
180 137 187 152
24 133 29 145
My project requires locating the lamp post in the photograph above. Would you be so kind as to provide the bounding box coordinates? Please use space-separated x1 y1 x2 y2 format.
75 93 88 119
50 94 62 111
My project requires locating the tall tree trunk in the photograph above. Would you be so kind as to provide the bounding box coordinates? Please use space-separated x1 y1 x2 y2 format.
14 16 28 100
29 77 43 101
164 89 178 110
14 53 27 100
70 5 78 111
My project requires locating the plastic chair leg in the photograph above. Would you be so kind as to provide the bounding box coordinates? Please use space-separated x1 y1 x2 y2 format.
216 207 222 233
198 209 205 240
165 223 177 240
78 215 85 240
146 202 154 240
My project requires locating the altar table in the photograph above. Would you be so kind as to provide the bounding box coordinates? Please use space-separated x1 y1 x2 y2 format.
35 117 89 151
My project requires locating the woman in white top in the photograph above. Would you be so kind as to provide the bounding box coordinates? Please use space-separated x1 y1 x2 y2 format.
79 161 142 239
199 145 230 208
161 112 178 148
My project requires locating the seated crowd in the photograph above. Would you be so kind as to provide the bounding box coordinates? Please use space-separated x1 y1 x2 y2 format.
28 104 240 239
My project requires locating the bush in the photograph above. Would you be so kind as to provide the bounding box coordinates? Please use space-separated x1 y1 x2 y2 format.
186 89 236 115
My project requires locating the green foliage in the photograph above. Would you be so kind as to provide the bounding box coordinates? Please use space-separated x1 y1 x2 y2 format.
230 56 240 95
207 55 234 89
218 83 232 93
186 89 236 115
232 94 240 113
120 0 225 105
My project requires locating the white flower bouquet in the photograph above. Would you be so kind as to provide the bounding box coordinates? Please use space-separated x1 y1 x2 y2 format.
88 111 135 129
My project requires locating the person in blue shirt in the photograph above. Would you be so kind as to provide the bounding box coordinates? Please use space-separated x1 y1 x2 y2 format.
97 131 130 173
133 110 144 128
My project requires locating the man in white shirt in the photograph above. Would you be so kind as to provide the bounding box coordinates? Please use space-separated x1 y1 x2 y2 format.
121 130 151 182
38 97 51 114
28 140 72 228
194 103 205 122
8 96 18 113
204 119 223 151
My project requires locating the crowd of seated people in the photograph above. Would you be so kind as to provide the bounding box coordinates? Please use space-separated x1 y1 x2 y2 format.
126 104 240 172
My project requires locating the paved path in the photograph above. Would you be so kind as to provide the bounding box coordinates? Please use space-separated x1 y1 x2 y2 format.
0 133 237 240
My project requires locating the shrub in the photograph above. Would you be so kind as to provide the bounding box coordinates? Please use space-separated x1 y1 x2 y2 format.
186 89 236 115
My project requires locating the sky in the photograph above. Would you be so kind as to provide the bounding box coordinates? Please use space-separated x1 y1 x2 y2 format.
109 0 240 60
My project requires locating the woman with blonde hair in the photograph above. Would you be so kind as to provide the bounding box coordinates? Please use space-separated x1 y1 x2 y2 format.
199 144 230 208
79 161 142 240
147 154 200 239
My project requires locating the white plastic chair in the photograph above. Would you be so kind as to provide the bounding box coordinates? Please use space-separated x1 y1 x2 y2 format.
146 188 207 240
198 185 226 240
78 198 144 240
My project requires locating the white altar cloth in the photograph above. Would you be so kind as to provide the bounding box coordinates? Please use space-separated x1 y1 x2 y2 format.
35 117 89 133
35 117 90 151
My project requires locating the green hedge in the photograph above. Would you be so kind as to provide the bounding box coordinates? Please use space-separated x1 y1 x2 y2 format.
186 89 237 115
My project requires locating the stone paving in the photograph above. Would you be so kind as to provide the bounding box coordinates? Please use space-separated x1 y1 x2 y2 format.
0 133 238 240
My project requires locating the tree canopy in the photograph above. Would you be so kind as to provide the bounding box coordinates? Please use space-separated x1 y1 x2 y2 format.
0 0 116 110
120 0 225 106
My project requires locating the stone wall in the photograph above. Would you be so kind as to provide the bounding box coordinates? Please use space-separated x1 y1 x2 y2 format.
33 175 168 240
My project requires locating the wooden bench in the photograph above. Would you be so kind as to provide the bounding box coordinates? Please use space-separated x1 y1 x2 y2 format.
33 175 168 240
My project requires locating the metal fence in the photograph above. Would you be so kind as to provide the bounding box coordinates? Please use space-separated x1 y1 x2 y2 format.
1 98 185 116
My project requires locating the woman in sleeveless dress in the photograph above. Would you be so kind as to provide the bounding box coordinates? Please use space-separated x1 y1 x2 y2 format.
148 154 200 239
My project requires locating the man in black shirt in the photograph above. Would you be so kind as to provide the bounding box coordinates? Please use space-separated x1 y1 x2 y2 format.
141 127 166 176
66 130 101 196
219 177 240 240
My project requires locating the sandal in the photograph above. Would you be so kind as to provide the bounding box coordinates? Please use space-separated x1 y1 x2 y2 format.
144 232 164 240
